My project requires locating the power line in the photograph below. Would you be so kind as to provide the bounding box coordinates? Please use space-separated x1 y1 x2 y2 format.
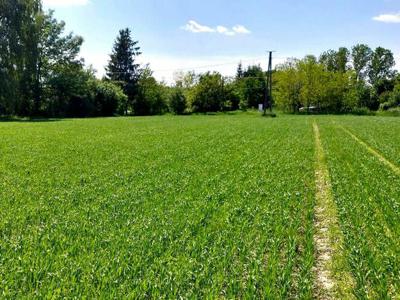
150 57 266 73
153 56 290 73
104 59 262 74
104 56 292 74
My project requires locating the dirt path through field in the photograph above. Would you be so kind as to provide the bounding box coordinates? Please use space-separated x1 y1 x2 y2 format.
340 126 400 176
313 122 354 300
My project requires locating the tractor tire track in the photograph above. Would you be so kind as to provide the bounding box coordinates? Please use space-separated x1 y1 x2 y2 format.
313 122 354 300
339 126 400 176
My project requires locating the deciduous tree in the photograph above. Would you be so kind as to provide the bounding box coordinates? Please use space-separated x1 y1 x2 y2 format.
352 44 372 81
368 47 396 87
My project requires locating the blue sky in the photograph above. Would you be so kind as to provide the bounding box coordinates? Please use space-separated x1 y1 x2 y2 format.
44 0 400 82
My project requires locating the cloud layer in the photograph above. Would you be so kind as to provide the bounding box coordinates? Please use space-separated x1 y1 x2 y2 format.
373 12 400 23
43 0 89 7
182 20 251 36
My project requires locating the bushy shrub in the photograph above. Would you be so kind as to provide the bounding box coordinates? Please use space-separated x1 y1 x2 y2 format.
350 107 375 116
389 84 400 106
241 66 267 109
191 72 226 113
134 71 167 116
380 102 392 111
44 65 127 118
379 84 400 111
379 91 392 105
91 80 128 116
169 88 187 115
46 65 94 117
387 107 400 116
343 81 372 113
224 82 241 111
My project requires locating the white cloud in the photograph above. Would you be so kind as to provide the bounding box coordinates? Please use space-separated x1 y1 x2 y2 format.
181 20 215 33
43 0 89 7
216 26 228 33
182 20 251 36
373 12 400 23
216 26 236 36
233 25 251 34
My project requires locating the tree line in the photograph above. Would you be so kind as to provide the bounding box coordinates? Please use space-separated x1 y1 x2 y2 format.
1 0 129 117
275 46 399 114
1 0 399 117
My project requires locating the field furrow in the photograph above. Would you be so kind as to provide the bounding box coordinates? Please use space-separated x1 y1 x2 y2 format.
339 125 400 176
338 116 400 167
319 120 400 299
312 122 354 300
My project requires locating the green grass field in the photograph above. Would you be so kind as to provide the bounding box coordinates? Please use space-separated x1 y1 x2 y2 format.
0 114 399 299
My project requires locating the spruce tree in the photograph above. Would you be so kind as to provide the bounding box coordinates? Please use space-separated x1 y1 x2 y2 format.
106 28 141 113
236 62 243 79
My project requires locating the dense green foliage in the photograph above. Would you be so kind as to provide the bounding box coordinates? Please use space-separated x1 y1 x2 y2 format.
169 88 187 115
274 45 398 113
0 0 42 115
0 1 136 117
133 68 168 115
0 1 88 116
90 80 128 117
170 47 397 115
191 72 227 112
237 65 267 109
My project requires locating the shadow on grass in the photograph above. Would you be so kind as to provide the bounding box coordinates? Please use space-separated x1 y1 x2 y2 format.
0 117 62 123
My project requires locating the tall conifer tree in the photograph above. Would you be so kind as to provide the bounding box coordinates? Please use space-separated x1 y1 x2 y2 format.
106 28 141 113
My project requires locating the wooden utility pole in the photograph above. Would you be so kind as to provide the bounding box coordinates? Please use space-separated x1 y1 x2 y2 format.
264 51 274 114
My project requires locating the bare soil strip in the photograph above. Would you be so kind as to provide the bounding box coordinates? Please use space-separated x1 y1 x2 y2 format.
340 126 400 176
313 122 354 300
